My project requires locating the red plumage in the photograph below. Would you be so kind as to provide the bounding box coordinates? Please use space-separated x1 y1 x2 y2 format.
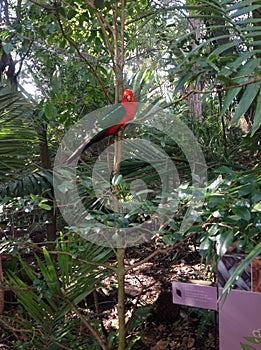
67 89 136 162
83 89 136 147
102 89 136 137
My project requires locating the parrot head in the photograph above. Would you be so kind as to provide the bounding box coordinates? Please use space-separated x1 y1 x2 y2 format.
122 89 135 103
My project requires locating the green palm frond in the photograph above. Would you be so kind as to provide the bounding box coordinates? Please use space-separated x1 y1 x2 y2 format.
0 170 53 197
0 83 39 182
173 0 261 133
0 86 31 121
5 235 113 347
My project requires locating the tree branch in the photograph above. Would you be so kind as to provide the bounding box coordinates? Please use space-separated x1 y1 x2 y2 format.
84 0 115 58
66 299 108 350
53 4 113 103
15 0 23 24
29 0 56 11
113 4 120 102
120 0 125 96
96 12 115 58
15 41 34 80
137 77 261 122
3 0 11 25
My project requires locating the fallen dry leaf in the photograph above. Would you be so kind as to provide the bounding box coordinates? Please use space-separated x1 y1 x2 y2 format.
151 339 170 350
188 335 196 348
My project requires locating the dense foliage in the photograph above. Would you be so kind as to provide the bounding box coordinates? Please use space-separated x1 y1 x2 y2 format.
0 0 260 349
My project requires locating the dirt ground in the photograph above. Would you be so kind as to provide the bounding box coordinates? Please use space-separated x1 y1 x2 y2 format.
0 230 218 349
122 242 218 350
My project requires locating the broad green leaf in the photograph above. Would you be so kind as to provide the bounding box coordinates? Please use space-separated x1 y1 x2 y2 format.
29 193 37 201
209 194 226 207
232 206 251 221
199 237 211 255
38 202 52 210
45 102 57 120
238 184 254 196
222 60 261 115
216 231 234 256
230 83 260 125
252 189 261 204
128 306 151 332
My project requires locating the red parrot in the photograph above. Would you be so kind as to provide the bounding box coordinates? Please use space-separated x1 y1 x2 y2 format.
67 89 136 162
87 89 136 146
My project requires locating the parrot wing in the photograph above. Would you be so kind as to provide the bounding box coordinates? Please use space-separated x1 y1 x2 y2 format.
66 104 129 163
95 104 126 131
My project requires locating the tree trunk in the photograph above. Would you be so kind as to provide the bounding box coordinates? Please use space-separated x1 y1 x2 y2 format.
186 18 202 122
38 123 57 242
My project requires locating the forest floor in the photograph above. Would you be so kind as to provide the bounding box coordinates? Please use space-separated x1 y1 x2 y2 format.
0 231 218 350
117 240 217 350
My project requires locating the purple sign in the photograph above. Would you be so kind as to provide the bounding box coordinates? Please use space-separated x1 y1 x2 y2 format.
172 281 218 310
172 256 261 349
219 289 261 350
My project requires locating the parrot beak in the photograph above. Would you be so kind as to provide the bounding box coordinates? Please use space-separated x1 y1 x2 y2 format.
126 94 132 102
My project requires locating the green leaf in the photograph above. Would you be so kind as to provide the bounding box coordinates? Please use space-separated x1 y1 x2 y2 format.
230 84 260 125
209 194 226 207
222 60 261 115
253 202 261 212
240 343 256 350
45 102 57 120
199 238 211 254
112 174 123 186
6 271 53 324
35 248 61 296
3 43 13 54
238 184 254 197
209 41 238 59
252 189 261 204
38 202 52 210
216 231 234 256
232 206 251 221
230 4 261 18
251 88 261 135
30 193 37 201
244 337 261 344
174 72 193 94
128 306 150 332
